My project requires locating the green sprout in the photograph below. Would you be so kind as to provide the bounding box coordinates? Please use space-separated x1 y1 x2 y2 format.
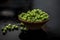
18 9 49 22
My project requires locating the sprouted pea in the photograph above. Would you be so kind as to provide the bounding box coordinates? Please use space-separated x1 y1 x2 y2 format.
23 27 27 30
2 30 6 33
6 26 9 29
15 26 18 28
20 27 24 30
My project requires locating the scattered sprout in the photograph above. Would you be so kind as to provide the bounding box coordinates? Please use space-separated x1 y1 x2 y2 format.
20 27 24 30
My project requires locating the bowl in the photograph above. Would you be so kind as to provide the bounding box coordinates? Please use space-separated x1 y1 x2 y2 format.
18 17 49 30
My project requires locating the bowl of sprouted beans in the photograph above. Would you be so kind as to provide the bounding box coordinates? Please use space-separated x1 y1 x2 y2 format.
18 9 49 30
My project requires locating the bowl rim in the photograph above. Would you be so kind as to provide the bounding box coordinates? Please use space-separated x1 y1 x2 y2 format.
18 17 49 24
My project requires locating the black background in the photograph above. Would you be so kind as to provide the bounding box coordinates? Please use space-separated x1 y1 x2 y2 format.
0 0 60 40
